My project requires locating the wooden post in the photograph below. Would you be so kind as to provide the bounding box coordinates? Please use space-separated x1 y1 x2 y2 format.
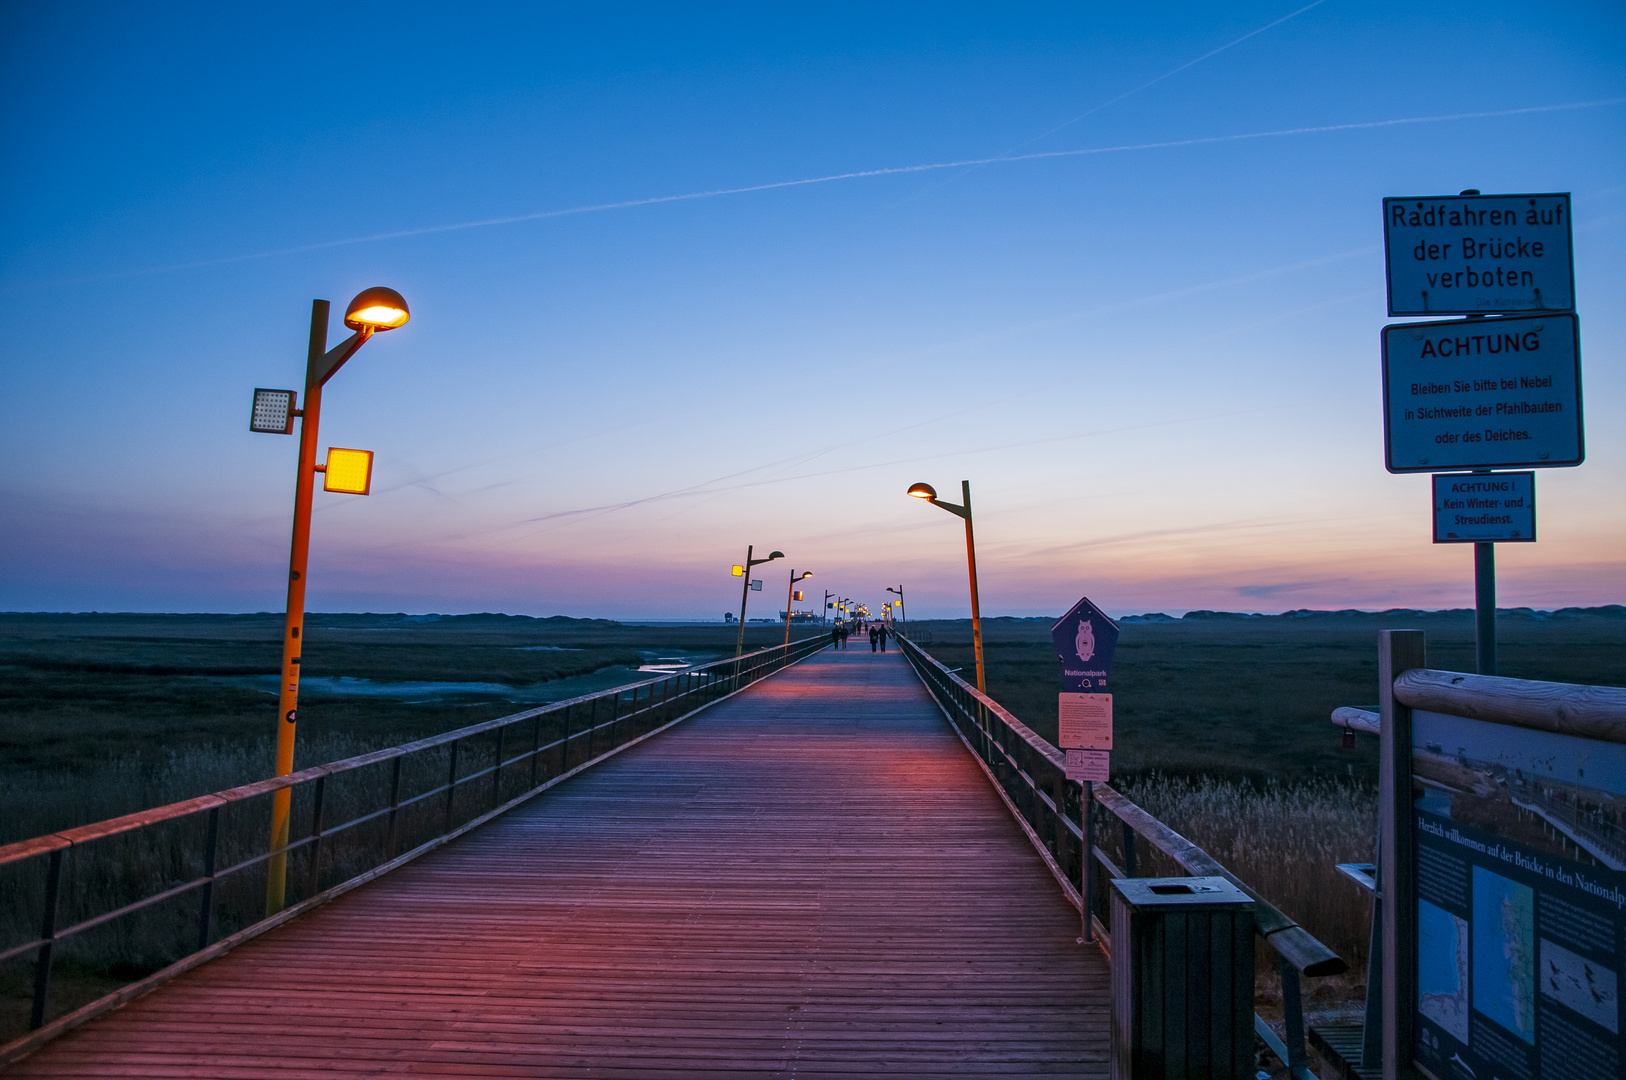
1379 629 1425 1080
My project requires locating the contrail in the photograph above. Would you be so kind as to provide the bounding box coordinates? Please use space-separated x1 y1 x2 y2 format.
1010 0 1331 152
78 96 1626 282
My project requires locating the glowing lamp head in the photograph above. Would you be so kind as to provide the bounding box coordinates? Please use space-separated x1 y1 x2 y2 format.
322 447 375 495
907 482 937 500
344 287 410 331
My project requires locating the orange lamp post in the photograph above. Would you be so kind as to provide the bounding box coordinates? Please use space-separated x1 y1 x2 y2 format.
907 480 985 694
783 569 812 645
257 287 409 915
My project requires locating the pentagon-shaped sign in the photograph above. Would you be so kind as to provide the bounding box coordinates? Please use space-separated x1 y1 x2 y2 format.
1051 595 1120 692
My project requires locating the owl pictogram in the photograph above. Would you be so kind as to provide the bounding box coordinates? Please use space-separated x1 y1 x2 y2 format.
1075 619 1096 662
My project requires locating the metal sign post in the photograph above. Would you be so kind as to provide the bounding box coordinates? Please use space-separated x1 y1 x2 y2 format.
1052 595 1120 944
1381 190 1584 676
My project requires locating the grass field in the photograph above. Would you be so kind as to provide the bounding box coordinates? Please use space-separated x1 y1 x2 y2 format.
912 606 1626 784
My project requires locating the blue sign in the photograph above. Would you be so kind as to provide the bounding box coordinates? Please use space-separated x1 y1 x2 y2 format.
1051 595 1120 692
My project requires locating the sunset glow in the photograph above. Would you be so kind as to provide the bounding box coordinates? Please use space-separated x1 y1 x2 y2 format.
1 4 1621 619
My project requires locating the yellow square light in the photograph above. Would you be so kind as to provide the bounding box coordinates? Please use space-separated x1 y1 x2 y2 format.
731 564 745 576
323 447 374 495
793 591 804 601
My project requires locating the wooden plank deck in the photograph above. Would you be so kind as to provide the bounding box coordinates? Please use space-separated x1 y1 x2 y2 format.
7 648 1109 1078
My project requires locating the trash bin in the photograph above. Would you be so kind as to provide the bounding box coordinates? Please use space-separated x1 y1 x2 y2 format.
1110 876 1256 1080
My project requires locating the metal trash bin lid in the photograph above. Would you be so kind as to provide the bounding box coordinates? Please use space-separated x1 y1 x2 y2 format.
1109 875 1254 910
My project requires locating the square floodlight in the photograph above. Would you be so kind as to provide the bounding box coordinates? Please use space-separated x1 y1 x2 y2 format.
250 388 296 434
322 447 374 495
750 579 762 592
793 591 804 601
732 564 745 576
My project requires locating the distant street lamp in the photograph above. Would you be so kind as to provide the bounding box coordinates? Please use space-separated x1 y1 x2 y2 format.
733 545 784 656
907 480 985 694
822 590 834 627
253 288 410 916
783 569 812 645
886 585 906 633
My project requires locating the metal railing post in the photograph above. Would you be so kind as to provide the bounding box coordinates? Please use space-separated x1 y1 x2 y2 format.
385 755 404 859
530 713 542 789
305 774 327 898
29 847 64 1030
444 740 460 834
492 725 506 808
197 806 220 951
1279 955 1310 1078
1083 782 1097 941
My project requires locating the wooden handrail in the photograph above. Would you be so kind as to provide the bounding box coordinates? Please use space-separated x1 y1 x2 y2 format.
896 632 1346 977
1393 668 1626 744
1333 706 1380 735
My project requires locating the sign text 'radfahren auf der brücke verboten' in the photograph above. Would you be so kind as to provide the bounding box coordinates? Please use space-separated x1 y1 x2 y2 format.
1384 193 1573 315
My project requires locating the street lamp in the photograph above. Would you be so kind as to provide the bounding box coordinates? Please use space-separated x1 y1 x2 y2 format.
822 589 834 627
907 480 985 694
886 585 906 634
254 288 410 915
733 545 784 656
784 569 812 645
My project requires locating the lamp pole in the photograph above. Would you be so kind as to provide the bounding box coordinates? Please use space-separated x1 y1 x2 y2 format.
265 289 409 916
822 590 834 627
784 569 812 645
734 546 784 657
907 480 985 694
886 585 905 634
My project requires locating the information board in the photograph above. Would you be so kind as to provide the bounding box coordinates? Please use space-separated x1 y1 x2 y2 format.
1058 692 1113 750
1065 749 1110 783
1410 710 1624 1080
1385 193 1574 315
1432 472 1535 543
1382 313 1583 472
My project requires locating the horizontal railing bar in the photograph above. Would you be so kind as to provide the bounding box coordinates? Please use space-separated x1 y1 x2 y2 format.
1332 706 1380 734
0 937 46 967
0 640 819 869
1393 667 1626 743
49 873 212 944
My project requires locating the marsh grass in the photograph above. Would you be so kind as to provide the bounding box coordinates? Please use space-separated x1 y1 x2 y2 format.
1115 774 1377 967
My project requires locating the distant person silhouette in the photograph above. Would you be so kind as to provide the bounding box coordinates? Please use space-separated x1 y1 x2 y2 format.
869 626 878 651
878 626 888 652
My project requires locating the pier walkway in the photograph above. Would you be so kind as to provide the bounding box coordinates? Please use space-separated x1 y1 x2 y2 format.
9 648 1108 1078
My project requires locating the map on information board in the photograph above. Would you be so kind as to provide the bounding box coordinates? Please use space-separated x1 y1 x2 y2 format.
1411 711 1625 1080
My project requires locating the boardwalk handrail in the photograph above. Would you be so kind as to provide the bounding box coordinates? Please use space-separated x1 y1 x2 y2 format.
0 633 827 1061
894 631 1343 1080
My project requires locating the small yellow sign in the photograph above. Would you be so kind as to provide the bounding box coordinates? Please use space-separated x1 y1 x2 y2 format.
323 448 374 495
731 565 745 576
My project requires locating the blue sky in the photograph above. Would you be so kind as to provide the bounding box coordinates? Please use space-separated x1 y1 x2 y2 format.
2 1 1623 619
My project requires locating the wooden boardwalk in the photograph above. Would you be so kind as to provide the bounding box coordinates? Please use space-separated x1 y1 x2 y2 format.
8 648 1109 1078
